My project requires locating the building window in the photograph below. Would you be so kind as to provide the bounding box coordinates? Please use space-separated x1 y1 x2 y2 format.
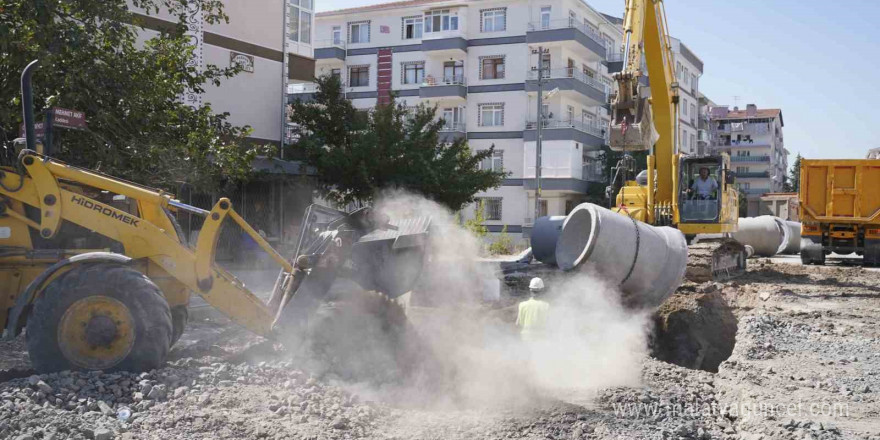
332 26 341 44
481 8 506 32
289 0 313 44
349 21 370 44
425 9 458 33
443 60 464 82
479 103 504 127
478 198 503 221
480 56 505 80
682 99 688 116
538 199 548 217
402 16 423 39
480 150 504 172
349 65 369 87
540 6 551 29
401 62 424 85
330 68 341 79
690 104 696 120
691 74 697 90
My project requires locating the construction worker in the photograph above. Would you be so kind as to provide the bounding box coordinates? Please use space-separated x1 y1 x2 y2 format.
517 277 550 341
688 167 719 200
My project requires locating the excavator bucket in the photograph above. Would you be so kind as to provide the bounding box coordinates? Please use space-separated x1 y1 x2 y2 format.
609 95 659 152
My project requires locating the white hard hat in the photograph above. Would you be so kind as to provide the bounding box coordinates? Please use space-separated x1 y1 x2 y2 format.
529 277 545 291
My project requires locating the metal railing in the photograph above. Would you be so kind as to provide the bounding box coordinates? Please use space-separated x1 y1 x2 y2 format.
422 74 466 86
526 68 609 96
312 38 346 50
730 155 770 163
439 122 466 132
526 118 608 139
527 19 607 52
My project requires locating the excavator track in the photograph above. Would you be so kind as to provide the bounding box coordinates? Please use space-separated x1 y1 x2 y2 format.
685 238 747 283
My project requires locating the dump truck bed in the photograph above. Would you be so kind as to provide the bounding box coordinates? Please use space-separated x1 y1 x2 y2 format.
800 159 880 224
799 159 880 266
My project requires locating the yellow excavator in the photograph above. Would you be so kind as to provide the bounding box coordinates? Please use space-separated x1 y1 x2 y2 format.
1 60 429 373
607 0 746 281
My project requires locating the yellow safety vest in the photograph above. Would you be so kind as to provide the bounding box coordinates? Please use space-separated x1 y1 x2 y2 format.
517 298 550 339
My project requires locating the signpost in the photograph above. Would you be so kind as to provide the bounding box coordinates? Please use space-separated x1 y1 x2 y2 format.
19 107 87 155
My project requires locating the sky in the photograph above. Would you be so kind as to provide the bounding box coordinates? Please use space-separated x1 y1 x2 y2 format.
315 0 880 160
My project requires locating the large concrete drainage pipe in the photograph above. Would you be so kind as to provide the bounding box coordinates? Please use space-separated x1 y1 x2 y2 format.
783 221 802 254
732 216 790 257
531 216 566 265
555 203 688 309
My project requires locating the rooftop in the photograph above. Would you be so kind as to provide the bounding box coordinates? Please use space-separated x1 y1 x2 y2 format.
711 106 784 126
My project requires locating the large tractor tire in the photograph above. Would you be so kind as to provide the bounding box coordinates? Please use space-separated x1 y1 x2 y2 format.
26 263 173 373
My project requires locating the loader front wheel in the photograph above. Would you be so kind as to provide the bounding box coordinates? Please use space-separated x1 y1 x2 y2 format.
27 264 172 373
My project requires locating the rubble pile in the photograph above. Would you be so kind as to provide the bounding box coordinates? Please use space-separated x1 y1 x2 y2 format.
0 359 385 440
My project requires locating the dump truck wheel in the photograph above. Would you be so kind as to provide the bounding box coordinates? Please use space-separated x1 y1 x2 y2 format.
26 263 172 373
170 306 188 346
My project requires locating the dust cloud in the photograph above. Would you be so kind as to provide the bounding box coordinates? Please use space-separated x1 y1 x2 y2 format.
329 191 653 410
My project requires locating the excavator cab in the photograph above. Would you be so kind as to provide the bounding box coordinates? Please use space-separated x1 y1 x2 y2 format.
679 157 724 223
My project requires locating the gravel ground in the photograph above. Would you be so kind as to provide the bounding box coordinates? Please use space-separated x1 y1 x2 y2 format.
2 259 879 440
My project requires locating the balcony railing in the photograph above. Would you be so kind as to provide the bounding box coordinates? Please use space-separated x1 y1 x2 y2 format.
423 75 466 86
439 122 466 132
527 19 607 53
526 68 609 95
313 38 346 50
742 188 771 195
525 118 608 140
736 171 770 178
730 155 770 163
288 83 318 94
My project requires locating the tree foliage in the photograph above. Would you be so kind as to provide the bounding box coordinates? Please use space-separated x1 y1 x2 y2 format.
0 0 271 192
287 75 505 210
785 153 802 193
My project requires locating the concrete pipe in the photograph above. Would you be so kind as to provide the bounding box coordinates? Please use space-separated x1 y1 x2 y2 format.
732 216 791 257
782 221 802 254
744 245 755 259
531 216 566 265
555 203 688 309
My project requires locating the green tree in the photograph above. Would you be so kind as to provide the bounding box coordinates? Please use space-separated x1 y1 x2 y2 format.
0 0 271 192
785 153 802 193
287 75 505 210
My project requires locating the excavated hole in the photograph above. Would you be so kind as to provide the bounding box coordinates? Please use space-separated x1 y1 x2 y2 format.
649 290 738 373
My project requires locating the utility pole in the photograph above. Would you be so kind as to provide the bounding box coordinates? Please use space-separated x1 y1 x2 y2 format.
534 46 546 225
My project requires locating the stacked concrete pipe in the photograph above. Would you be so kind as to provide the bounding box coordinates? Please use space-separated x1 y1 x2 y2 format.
553 203 688 309
731 216 791 257
782 221 802 254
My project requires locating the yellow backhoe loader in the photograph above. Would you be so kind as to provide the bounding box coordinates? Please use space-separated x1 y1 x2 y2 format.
608 0 746 281
1 61 429 373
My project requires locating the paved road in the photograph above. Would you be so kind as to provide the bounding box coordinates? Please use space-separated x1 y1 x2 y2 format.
769 253 879 272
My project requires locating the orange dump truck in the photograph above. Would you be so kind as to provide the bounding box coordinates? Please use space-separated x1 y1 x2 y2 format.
799 159 880 265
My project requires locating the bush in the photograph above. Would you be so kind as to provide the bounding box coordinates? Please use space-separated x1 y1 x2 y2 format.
488 225 514 255
464 200 488 239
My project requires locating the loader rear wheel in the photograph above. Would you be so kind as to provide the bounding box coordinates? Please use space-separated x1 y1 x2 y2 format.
26 263 172 373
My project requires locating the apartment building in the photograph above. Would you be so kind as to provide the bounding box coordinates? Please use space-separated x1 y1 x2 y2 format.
669 37 703 156
708 104 789 216
697 92 715 156
294 0 622 237
131 0 315 145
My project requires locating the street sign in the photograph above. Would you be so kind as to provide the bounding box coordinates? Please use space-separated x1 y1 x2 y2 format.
50 107 87 130
19 121 46 138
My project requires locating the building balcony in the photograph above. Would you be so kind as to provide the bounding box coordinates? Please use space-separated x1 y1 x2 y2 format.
526 68 608 106
422 31 467 57
438 122 466 143
420 75 467 100
527 19 608 61
730 155 770 163
313 39 346 61
524 118 608 148
287 82 318 103
736 171 770 178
